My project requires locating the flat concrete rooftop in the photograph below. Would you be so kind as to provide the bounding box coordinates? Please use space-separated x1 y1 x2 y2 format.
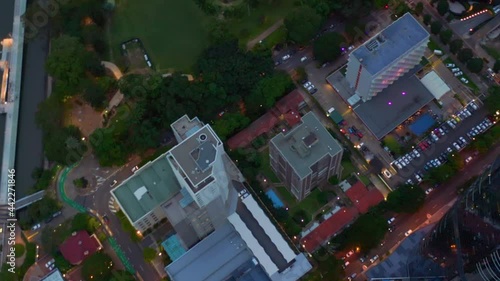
352 68 434 139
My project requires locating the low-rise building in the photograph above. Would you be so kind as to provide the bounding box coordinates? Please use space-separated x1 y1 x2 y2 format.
269 112 343 201
59 230 102 265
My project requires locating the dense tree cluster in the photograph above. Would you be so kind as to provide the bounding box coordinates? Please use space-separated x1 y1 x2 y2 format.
386 184 426 213
313 32 345 63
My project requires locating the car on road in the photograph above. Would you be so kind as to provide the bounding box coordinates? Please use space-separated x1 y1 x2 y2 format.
103 215 110 223
454 71 463 77
300 56 307 62
346 250 354 258
405 229 413 236
387 217 395 224
342 261 350 269
110 180 118 187
465 156 473 163
132 166 139 173
45 259 55 269
382 169 392 179
282 54 291 61
31 223 41 231
347 273 357 281
425 188 433 195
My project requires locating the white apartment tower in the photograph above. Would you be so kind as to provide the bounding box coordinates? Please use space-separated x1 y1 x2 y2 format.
345 13 429 102
167 115 230 208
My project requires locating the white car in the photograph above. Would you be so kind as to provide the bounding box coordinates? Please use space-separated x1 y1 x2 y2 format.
446 63 455 68
346 250 354 258
369 255 379 263
31 223 41 231
131 166 139 173
470 102 478 110
412 149 420 158
45 259 55 268
453 142 461 150
406 179 414 185
110 180 118 187
425 188 433 194
300 56 307 62
454 71 463 77
303 81 312 88
465 156 473 163
447 147 453 153
415 174 422 183
382 169 392 179
405 229 413 236
447 120 456 129
460 77 469 84
459 136 467 144
430 133 439 142
282 54 291 61
451 67 460 73
387 217 396 224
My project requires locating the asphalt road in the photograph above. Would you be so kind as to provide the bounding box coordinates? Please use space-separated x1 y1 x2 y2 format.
343 142 500 280
73 155 161 281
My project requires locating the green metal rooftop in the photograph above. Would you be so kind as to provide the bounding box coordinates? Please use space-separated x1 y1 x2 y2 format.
111 154 181 223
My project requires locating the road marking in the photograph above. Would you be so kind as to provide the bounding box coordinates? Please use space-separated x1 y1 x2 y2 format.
128 247 133 253
140 265 144 271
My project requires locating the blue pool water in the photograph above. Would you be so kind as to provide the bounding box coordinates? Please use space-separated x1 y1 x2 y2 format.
266 189 285 208
409 113 436 136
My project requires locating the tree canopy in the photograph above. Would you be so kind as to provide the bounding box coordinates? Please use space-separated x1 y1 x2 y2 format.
313 32 345 63
423 14 432 25
284 7 323 45
484 86 500 115
143 247 157 262
245 72 293 116
386 184 426 213
430 21 442 35
439 29 452 45
71 213 100 233
212 113 251 141
82 252 113 281
44 125 87 165
331 212 387 253
437 0 449 16
466 58 484 73
330 0 373 18
457 48 473 63
494 60 500 73
449 39 463 54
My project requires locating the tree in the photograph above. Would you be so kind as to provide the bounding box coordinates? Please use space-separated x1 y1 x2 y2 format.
466 57 484 73
331 212 387 253
45 35 87 93
245 72 293 115
427 164 456 184
330 0 373 18
73 177 88 188
447 153 464 171
284 7 323 45
36 95 64 133
328 175 339 185
386 184 426 213
430 21 442 35
423 14 432 25
484 86 500 114
437 0 449 16
90 128 129 167
212 113 251 141
449 39 463 54
316 191 329 205
82 79 107 109
415 2 424 15
439 29 452 44
20 196 61 230
313 32 345 63
494 60 500 73
143 247 157 262
458 48 473 63
71 213 100 233
44 125 87 165
110 271 136 281
82 252 113 281
292 209 310 227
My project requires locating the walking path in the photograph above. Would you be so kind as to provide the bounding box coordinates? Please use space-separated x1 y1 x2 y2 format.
102 61 124 111
246 19 284 50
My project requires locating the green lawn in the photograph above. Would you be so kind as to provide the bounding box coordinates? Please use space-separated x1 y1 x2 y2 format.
382 135 402 155
359 174 371 186
258 148 281 183
276 186 330 219
482 45 500 60
341 160 356 180
109 0 211 71
227 1 296 43
260 26 287 49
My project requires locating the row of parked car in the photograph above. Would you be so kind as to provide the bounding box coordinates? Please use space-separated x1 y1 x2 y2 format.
302 81 317 94
446 63 469 84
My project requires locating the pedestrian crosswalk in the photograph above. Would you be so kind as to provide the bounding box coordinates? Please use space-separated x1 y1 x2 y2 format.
108 196 118 213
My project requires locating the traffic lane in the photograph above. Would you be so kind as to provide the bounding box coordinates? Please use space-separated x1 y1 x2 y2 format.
395 108 488 180
346 143 500 279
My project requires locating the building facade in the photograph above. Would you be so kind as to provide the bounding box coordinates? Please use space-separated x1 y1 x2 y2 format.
269 112 343 201
345 13 429 101
420 157 500 281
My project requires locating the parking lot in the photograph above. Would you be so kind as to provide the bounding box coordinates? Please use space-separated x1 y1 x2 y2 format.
391 104 490 182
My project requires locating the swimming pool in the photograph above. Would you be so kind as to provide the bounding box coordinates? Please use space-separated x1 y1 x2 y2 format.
266 189 285 209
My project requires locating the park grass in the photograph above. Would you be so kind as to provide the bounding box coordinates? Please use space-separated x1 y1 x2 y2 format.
109 0 211 72
227 0 296 43
258 148 281 183
359 174 371 186
260 26 287 49
341 160 356 180
382 135 402 155
482 45 500 60
276 185 329 219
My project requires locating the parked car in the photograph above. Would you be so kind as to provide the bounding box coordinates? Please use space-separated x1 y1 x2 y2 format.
415 174 422 183
460 77 469 83
446 63 455 68
406 178 414 185
453 142 461 150
451 68 460 73
346 250 354 258
412 149 420 158
110 180 118 187
387 217 396 224
470 102 478 110
454 71 463 77
425 188 433 195
369 255 379 263
300 56 307 62
447 120 456 129
465 156 473 163
405 229 413 236
31 223 41 231
132 166 139 173
282 54 291 61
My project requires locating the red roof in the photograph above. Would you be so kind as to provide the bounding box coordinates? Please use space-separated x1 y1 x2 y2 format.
345 181 385 214
227 90 304 149
275 90 303 114
300 207 358 252
59 231 101 265
227 112 279 149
